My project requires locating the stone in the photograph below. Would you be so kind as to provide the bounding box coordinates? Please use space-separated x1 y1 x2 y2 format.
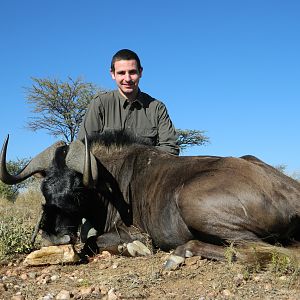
11 295 24 300
55 290 71 299
23 245 80 266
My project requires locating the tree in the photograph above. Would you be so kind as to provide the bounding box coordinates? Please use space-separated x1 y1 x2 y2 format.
26 77 102 143
274 164 287 174
177 129 209 151
274 164 300 182
0 158 31 201
25 77 209 150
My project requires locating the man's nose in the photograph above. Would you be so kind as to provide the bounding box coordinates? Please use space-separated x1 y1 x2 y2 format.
124 73 131 81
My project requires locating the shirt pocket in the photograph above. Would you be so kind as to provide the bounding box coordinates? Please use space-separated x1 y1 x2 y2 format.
135 128 158 146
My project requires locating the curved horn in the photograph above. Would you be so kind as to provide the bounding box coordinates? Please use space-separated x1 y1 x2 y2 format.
83 135 93 187
65 137 98 187
0 135 66 185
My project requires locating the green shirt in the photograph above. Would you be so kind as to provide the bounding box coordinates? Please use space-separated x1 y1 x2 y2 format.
78 90 179 155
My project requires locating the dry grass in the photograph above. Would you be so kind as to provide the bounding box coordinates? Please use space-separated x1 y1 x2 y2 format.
226 242 300 275
0 187 44 262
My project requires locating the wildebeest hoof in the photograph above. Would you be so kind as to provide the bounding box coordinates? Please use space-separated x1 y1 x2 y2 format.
163 254 185 270
41 233 72 246
126 240 151 257
117 244 126 254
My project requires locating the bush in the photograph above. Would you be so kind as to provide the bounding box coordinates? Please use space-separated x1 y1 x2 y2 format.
0 158 32 201
0 214 33 257
0 188 43 261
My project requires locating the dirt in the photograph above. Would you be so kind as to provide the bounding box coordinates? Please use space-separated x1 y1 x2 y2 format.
1 250 300 300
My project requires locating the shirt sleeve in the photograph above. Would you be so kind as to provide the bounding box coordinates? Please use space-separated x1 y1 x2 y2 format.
77 95 104 141
156 102 180 155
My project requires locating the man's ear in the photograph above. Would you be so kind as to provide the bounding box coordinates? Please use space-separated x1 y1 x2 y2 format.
139 67 143 78
110 69 116 80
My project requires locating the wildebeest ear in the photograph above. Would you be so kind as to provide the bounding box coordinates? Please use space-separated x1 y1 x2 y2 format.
33 172 46 178
65 139 98 184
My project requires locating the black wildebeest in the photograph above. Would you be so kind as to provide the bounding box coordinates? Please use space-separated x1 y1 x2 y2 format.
1 131 300 266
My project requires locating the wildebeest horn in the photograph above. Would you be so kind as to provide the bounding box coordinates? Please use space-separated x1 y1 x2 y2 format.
83 135 94 187
65 137 98 187
0 135 66 185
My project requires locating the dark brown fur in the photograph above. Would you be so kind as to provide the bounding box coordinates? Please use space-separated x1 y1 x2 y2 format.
3 131 300 261
85 135 300 260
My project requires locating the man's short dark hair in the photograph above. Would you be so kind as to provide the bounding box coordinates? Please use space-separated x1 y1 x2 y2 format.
111 49 142 72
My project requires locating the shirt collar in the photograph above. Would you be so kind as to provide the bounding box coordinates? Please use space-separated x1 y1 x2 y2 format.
118 89 144 109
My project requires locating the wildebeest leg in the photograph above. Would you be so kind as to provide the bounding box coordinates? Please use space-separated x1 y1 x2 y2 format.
164 240 228 269
82 226 152 257
97 232 151 257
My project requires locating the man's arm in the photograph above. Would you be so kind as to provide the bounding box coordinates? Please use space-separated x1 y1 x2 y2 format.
77 96 104 140
156 103 180 155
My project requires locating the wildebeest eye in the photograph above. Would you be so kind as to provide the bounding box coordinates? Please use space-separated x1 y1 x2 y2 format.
73 186 86 192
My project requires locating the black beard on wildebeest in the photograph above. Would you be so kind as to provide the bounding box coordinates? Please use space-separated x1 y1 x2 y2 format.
39 145 95 246
39 142 134 248
1 130 300 267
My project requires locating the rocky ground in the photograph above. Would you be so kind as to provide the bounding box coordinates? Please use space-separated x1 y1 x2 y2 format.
1 249 300 300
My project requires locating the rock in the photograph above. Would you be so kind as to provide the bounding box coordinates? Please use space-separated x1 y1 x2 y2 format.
112 263 119 269
51 274 59 281
107 288 119 300
163 254 185 270
55 290 71 299
222 289 232 297
234 273 244 286
39 293 54 300
78 286 93 297
23 245 80 266
11 295 24 300
20 273 28 280
98 251 112 259
37 275 51 285
27 272 37 279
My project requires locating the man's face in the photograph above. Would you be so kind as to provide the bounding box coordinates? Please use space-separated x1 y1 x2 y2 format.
110 59 142 99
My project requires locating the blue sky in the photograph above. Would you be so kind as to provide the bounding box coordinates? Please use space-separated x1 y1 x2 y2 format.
0 0 299 174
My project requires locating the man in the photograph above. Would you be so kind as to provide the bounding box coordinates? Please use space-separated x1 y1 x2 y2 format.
78 49 179 155
78 49 179 245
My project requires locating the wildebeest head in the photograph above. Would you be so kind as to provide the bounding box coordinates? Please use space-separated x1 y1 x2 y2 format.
39 146 85 245
0 135 99 245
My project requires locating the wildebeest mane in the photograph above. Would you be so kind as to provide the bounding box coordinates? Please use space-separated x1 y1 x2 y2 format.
87 130 152 148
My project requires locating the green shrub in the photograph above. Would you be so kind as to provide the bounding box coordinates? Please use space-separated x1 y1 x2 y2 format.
0 214 33 258
0 158 32 201
0 190 43 261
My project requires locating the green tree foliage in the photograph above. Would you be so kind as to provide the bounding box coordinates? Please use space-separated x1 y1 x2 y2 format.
0 158 31 201
26 77 103 142
177 129 209 151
